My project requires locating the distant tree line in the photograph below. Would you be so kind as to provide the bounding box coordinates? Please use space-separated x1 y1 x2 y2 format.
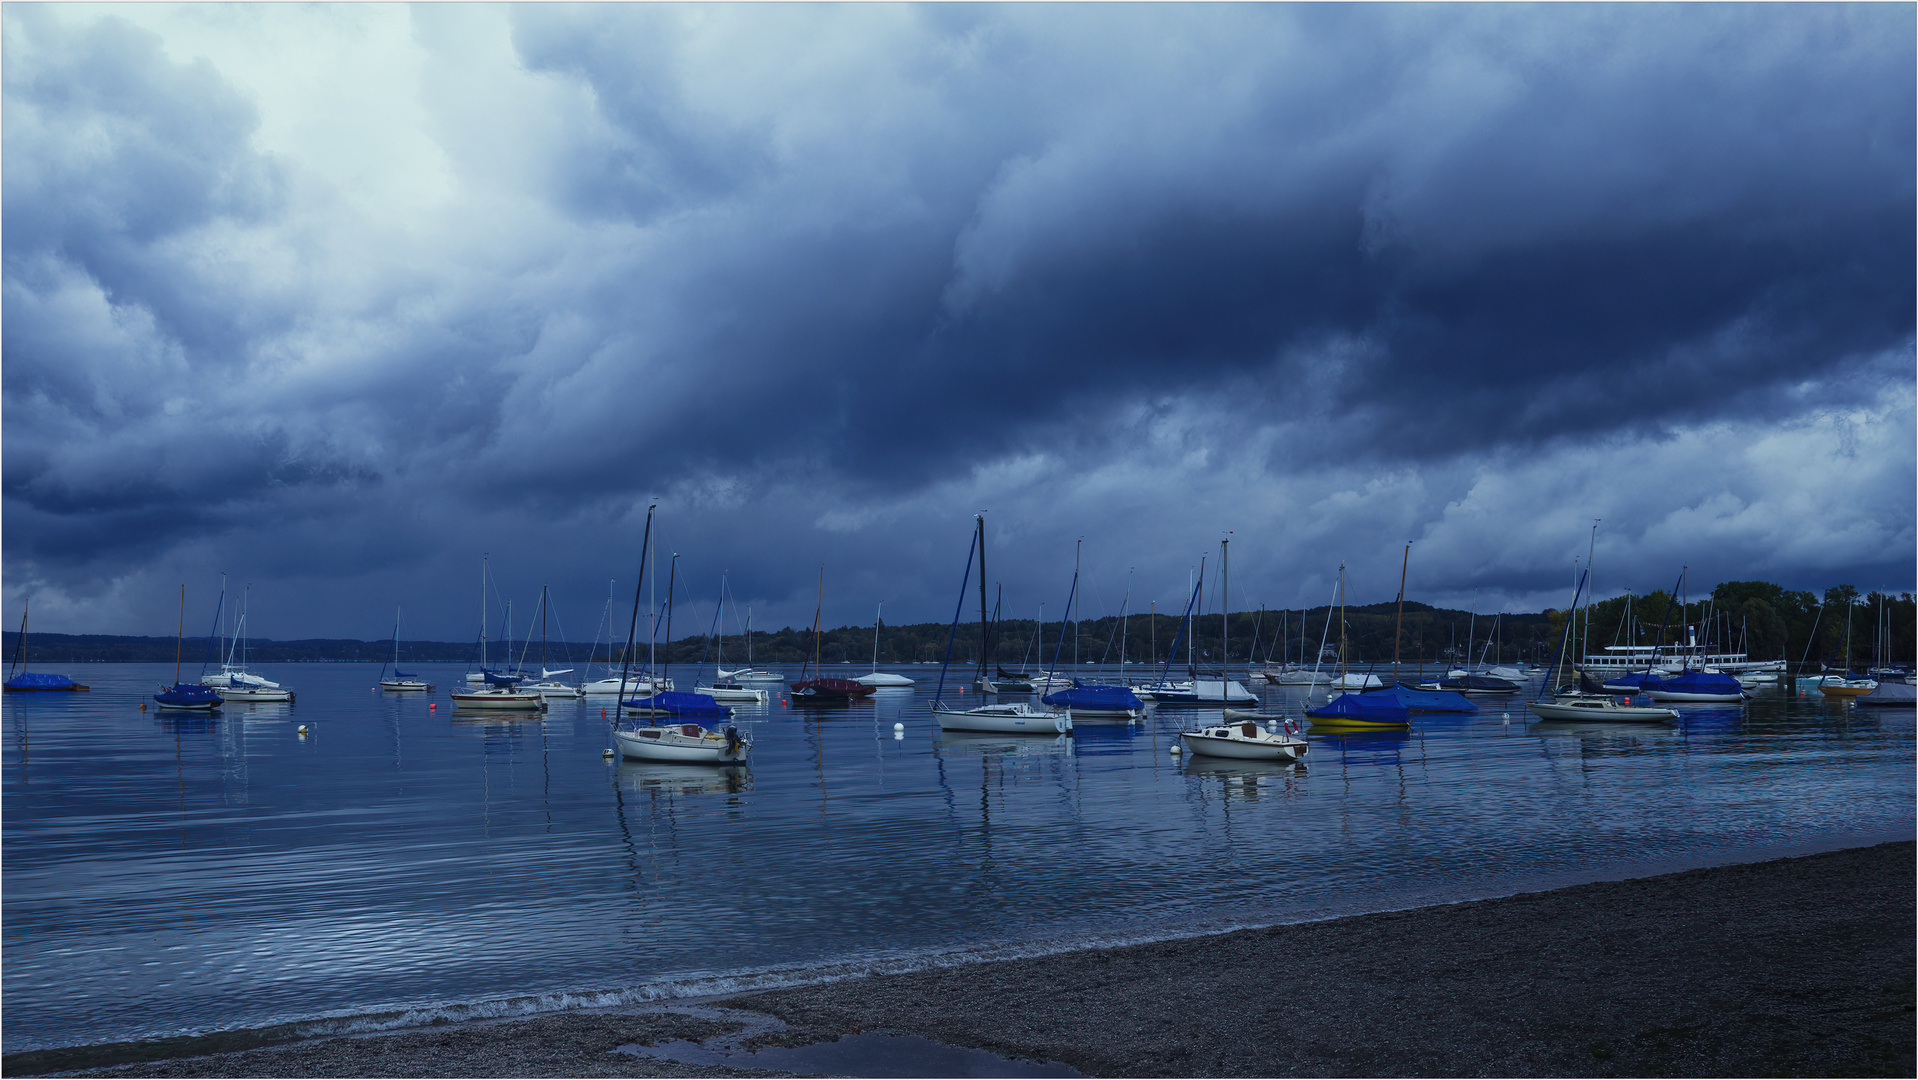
1562 581 1914 670
7 581 1907 670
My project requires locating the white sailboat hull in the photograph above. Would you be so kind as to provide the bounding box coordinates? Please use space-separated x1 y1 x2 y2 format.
216 687 295 702
523 681 580 698
1527 697 1680 722
378 680 431 691
717 668 784 684
695 685 769 702
1180 723 1307 762
613 725 749 763
933 704 1070 734
581 676 673 694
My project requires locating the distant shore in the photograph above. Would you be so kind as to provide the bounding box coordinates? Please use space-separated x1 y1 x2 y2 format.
18 839 1912 1078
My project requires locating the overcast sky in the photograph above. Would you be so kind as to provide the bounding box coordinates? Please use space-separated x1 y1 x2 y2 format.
4 3 1912 644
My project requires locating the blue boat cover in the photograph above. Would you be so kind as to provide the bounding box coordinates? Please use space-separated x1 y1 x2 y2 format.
5 672 81 690
627 691 732 718
481 670 522 686
393 670 418 679
1370 684 1478 713
155 682 222 706
1600 671 1658 691
1042 683 1144 711
1642 670 1745 697
1306 692 1411 723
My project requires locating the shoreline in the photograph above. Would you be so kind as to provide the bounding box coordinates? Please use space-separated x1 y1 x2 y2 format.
14 840 1914 1077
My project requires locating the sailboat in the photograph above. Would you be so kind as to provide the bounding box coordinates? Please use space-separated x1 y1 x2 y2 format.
377 606 431 691
517 586 581 699
153 585 222 711
717 601 784 684
211 588 294 702
202 582 286 692
448 556 545 711
1137 552 1257 707
1640 569 1749 704
623 553 735 719
612 506 749 762
3 600 89 692
1272 603 1333 684
1359 544 1475 714
932 516 1068 734
695 575 772 702
1041 553 1145 720
791 569 874 702
1527 567 1679 722
1305 566 1411 727
855 602 915 687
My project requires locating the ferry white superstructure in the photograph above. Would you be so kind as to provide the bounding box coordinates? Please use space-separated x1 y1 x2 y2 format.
1579 644 1785 675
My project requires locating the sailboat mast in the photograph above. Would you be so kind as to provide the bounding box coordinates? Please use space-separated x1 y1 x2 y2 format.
1338 566 1348 686
10 599 26 678
662 554 678 679
617 505 657 706
1393 541 1410 684
1220 537 1229 701
174 584 186 686
976 515 989 677
812 569 824 677
872 602 882 673
480 554 488 670
648 535 657 674
1073 538 1082 668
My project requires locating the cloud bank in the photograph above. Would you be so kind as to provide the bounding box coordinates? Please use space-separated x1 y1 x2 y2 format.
4 4 1912 639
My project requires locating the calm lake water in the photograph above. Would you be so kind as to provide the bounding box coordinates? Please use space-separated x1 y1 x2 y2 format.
4 662 1913 1052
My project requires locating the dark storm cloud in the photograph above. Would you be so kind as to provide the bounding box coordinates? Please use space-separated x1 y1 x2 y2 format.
3 4 1912 636
488 3 1911 491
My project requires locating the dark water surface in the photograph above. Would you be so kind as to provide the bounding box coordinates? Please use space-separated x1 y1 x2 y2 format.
4 663 1912 1052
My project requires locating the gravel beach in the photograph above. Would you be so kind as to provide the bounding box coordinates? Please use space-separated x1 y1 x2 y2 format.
18 840 1912 1078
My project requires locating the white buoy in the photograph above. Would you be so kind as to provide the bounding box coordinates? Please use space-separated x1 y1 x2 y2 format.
603 748 615 758
296 725 308 736
893 722 905 732
1170 744 1182 755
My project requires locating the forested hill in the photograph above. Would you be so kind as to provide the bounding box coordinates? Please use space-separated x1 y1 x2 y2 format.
5 583 1905 667
1 602 1552 668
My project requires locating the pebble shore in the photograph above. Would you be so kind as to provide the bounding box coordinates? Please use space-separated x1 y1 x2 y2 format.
19 840 1912 1078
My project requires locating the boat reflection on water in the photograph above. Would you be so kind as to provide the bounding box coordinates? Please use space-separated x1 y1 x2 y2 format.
1528 720 1682 762
932 730 1073 758
224 701 296 723
449 709 547 726
618 761 752 796
1669 703 1747 731
154 712 219 736
1182 756 1306 803
1529 719 1678 739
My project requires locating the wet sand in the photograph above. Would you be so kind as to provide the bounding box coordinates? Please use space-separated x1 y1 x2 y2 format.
18 840 1913 1078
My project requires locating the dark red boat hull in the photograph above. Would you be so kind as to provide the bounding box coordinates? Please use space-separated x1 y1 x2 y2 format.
791 678 874 700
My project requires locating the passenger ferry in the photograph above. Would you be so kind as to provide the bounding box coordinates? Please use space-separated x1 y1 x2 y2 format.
1579 643 1785 675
